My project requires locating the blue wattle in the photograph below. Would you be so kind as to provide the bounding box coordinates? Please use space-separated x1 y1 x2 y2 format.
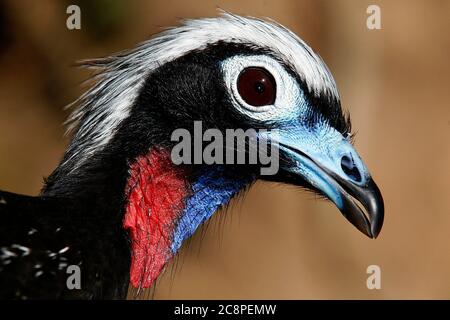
171 167 253 254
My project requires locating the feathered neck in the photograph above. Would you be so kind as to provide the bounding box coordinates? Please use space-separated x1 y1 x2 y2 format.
123 149 254 288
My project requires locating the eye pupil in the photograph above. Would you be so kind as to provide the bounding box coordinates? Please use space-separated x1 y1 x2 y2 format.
237 67 276 106
254 81 265 93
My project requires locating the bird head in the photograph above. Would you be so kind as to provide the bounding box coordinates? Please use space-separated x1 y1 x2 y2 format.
44 13 384 289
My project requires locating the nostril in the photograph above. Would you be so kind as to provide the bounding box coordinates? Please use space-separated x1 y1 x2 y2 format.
341 155 362 183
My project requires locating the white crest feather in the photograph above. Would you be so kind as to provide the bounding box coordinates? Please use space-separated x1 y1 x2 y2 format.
63 12 339 171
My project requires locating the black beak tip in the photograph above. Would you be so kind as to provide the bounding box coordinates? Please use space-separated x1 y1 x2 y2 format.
339 178 385 239
369 205 384 239
369 213 383 239
368 179 384 239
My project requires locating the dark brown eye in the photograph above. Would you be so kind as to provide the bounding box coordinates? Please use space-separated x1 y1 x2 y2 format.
237 67 276 106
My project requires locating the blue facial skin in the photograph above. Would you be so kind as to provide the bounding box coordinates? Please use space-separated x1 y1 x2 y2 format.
258 119 370 212
282 145 344 208
171 167 254 254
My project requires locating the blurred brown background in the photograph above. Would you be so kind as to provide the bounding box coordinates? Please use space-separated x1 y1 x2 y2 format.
0 0 449 299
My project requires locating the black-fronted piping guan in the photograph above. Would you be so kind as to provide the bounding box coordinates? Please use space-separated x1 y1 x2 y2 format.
0 13 384 299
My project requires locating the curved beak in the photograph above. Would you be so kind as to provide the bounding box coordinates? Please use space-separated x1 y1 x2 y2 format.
325 168 384 238
261 127 384 238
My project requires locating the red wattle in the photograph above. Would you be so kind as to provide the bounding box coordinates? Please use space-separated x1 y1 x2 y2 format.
123 149 188 288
